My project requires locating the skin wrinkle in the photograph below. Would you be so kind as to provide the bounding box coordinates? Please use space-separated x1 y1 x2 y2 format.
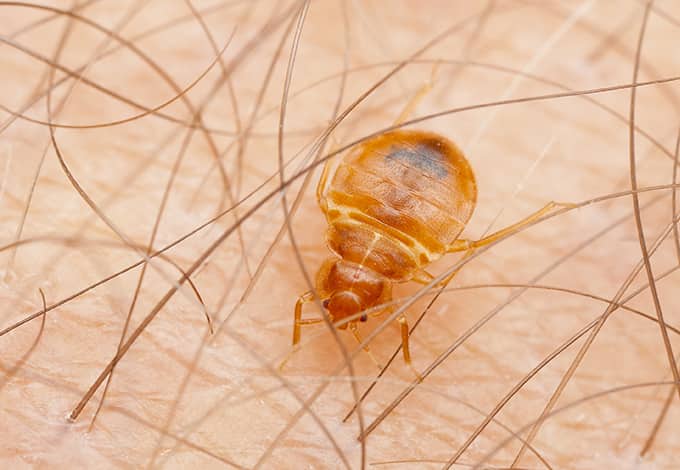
2 2 680 468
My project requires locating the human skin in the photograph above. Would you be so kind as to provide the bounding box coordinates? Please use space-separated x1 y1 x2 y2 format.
2 1 680 468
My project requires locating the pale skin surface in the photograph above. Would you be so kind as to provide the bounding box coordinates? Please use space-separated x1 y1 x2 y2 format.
2 1 680 469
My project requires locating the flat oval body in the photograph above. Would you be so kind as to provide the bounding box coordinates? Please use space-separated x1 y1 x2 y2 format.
324 130 477 281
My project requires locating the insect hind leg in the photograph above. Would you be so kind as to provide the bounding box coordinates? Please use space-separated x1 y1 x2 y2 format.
447 201 576 253
398 315 423 382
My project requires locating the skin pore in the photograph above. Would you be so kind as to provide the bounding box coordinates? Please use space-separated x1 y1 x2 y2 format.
2 1 680 468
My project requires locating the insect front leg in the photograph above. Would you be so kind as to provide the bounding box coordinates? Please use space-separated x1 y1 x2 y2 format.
279 291 324 371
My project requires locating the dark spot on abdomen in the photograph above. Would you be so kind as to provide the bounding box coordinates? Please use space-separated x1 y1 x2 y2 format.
385 139 449 178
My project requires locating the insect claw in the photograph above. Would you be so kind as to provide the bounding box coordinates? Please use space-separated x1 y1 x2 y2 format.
367 350 383 371
278 346 299 372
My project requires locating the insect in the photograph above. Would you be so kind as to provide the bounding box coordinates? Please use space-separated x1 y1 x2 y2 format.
284 126 570 374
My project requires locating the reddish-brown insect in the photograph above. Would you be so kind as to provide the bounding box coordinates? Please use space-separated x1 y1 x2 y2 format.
286 129 566 372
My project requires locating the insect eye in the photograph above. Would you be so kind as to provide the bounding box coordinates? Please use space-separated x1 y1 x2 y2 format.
322 299 330 309
360 314 368 322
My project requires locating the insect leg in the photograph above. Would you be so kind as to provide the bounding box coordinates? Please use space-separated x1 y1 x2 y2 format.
398 315 423 381
393 61 440 126
349 322 382 370
369 306 393 318
316 132 344 212
298 318 324 325
316 158 333 211
413 248 477 288
412 269 447 287
446 201 575 252
292 291 314 345
279 291 317 371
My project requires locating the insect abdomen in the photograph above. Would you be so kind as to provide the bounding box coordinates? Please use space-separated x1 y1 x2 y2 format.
323 130 477 281
329 166 464 250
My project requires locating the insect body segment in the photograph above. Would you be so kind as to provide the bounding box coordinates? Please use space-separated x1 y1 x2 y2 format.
315 258 391 328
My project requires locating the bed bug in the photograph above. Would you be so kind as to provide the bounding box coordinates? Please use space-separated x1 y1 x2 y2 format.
283 61 570 371
284 126 570 374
